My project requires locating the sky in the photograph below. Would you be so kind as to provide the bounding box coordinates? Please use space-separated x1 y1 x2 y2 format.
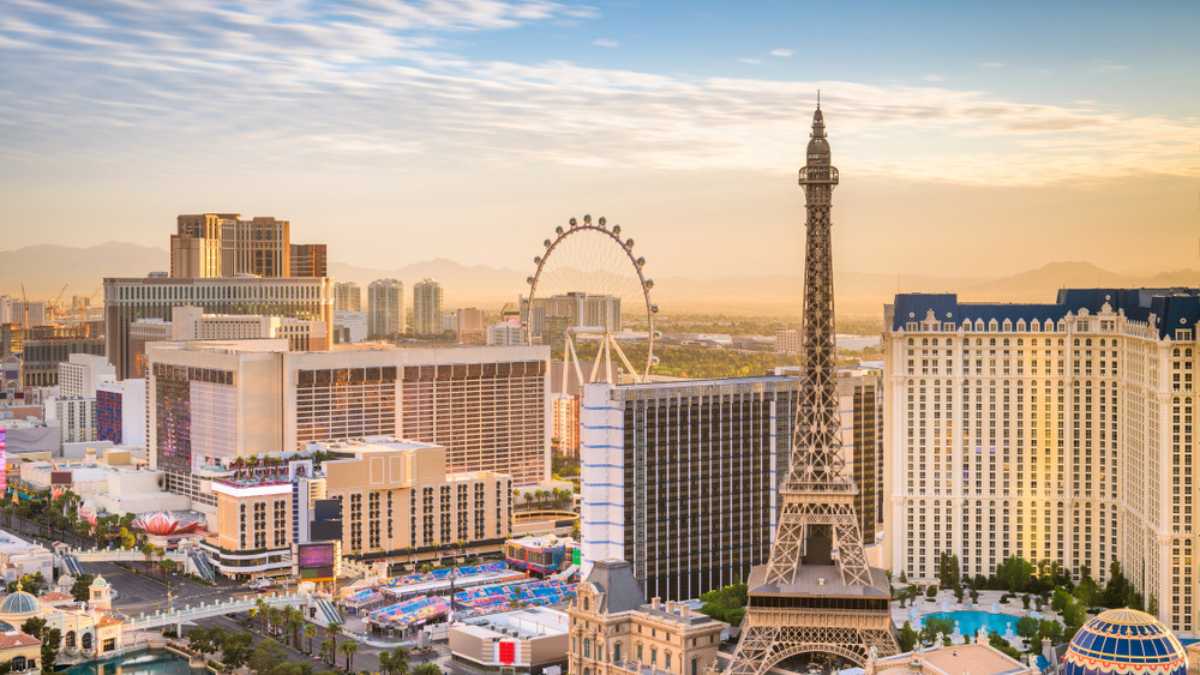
1 0 1199 279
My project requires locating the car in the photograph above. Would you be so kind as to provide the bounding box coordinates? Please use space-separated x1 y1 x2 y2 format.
246 578 274 590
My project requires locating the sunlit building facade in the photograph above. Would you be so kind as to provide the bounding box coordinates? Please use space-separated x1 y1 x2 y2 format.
884 288 1200 632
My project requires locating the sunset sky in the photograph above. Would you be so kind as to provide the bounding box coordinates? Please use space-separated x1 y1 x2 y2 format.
2 1 1198 279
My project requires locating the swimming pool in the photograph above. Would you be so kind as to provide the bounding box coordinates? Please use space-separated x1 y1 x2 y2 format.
918 610 1020 638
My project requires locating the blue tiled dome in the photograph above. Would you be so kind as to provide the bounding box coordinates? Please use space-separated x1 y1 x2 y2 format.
0 591 40 617
1063 608 1187 675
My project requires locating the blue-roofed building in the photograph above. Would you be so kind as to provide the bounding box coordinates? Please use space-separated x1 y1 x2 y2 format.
883 288 1200 635
1062 608 1187 674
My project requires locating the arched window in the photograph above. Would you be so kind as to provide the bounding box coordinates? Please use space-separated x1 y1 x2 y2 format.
613 642 622 663
82 632 94 651
11 657 26 671
65 631 76 649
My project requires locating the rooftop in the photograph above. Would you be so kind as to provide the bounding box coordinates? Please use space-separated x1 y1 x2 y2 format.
891 287 1200 339
0 631 40 650
461 607 569 640
746 563 891 600
874 643 1031 675
309 436 442 454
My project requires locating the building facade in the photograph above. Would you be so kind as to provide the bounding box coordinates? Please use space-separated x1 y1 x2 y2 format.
289 243 327 278
172 213 291 278
413 279 444 336
884 288 1200 632
580 376 799 601
838 365 884 548
552 394 580 458
335 282 363 313
775 328 801 354
96 378 146 447
58 354 115 398
488 321 525 346
568 560 724 675
320 437 512 562
55 397 97 444
147 341 552 495
457 308 486 344
103 275 334 379
368 279 404 338
21 336 105 388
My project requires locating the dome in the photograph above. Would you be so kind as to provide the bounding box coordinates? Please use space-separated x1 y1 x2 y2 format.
0 591 40 617
1063 608 1188 675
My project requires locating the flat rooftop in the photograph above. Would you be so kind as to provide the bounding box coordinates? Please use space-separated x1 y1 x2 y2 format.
875 643 1029 674
461 607 569 640
611 374 797 392
747 563 891 599
310 436 441 454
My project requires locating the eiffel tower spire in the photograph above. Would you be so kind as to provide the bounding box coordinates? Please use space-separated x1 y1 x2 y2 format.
717 104 899 675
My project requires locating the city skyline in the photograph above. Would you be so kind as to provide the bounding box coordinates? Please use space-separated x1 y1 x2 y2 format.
2 1 1199 280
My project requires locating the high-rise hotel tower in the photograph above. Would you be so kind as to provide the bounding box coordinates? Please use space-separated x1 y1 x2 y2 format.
885 289 1200 632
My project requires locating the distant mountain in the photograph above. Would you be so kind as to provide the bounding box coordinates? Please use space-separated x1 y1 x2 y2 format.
3 242 1198 318
0 242 168 300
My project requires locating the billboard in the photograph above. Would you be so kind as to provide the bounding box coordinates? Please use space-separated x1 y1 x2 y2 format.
297 542 336 581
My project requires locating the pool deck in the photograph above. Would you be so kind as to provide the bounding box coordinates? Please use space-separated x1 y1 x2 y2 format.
891 588 1063 649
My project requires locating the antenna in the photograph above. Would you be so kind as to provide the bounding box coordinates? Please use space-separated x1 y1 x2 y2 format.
817 89 821 110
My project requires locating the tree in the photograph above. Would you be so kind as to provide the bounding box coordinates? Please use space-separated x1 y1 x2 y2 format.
70 574 95 603
698 582 748 626
970 587 980 604
937 552 961 591
20 618 46 639
898 569 908 584
1016 616 1039 642
1102 561 1142 609
325 622 342 665
249 638 289 674
320 639 336 667
995 556 1034 593
1149 594 1159 617
304 624 318 655
1021 594 1030 610
925 585 938 600
920 617 954 646
40 627 61 673
411 665 440 675
897 622 918 652
1074 573 1101 608
954 586 964 604
285 608 303 649
8 573 46 596
339 641 358 672
221 632 254 670
1038 619 1064 646
989 632 1022 660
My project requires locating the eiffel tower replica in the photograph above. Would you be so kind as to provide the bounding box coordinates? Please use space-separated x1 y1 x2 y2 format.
719 102 899 674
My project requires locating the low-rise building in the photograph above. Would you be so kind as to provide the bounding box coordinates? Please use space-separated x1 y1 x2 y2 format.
0 631 40 673
449 607 569 674
568 559 725 675
0 532 54 582
865 637 1035 674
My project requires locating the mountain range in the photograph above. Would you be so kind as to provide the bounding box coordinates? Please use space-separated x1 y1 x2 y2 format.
2 242 1198 319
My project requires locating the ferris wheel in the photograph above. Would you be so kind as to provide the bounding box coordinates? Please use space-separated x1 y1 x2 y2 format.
523 214 658 385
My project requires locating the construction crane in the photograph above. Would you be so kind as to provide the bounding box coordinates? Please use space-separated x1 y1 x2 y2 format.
50 283 68 320
19 283 29 330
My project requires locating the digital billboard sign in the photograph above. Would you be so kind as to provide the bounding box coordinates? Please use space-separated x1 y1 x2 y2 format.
297 542 336 581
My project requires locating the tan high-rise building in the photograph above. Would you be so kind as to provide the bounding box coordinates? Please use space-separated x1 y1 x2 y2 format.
335 282 363 313
413 279 443 336
885 288 1200 633
320 437 512 562
456 307 486 344
289 243 327 278
568 560 725 675
171 213 292 278
368 279 404 338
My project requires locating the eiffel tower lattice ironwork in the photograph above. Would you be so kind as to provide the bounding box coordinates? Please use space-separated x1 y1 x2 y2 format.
717 103 899 675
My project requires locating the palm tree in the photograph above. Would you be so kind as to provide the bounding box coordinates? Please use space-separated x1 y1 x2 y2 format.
304 623 318 655
325 622 342 665
253 598 269 633
339 640 358 672
285 609 302 648
411 664 440 675
389 647 410 675
320 638 335 666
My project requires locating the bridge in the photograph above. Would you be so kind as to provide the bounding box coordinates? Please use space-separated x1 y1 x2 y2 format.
122 593 309 633
55 547 194 578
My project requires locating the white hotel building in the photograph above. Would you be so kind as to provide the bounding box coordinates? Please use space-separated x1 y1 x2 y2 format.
884 288 1200 632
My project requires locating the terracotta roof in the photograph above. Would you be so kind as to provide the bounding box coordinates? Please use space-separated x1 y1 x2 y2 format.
0 632 40 649
40 592 73 602
97 614 122 627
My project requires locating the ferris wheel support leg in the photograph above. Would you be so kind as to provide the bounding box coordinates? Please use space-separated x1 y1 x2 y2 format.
566 334 586 391
603 334 614 384
589 340 605 383
611 334 641 384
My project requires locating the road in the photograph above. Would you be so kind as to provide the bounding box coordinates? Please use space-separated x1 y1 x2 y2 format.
95 561 246 616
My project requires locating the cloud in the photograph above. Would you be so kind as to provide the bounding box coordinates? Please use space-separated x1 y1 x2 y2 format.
592 37 619 48
979 61 1006 69
769 48 793 57
922 73 945 83
1 1 1198 187
1092 62 1130 73
738 57 762 65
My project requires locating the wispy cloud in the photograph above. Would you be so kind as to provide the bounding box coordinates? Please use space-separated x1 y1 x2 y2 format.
738 57 762 65
1 1 1198 186
922 73 945 83
979 61 1006 69
592 37 619 48
769 48 793 57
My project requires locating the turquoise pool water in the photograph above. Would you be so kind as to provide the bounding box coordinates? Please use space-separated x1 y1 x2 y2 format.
62 649 203 675
919 610 1020 638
